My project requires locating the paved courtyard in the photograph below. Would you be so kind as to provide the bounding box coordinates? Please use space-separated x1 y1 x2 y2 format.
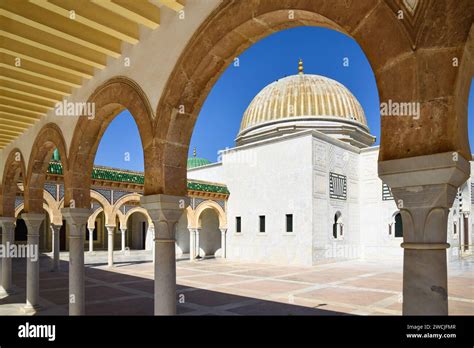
0 251 473 315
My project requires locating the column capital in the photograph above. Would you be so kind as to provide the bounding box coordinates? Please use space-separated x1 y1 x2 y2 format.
219 228 227 234
50 224 61 231
0 216 16 231
105 225 116 231
378 152 470 202
61 208 91 225
140 194 189 223
379 152 470 244
61 208 91 238
22 213 45 235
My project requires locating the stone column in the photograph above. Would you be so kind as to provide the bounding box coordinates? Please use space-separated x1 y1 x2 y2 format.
50 224 61 272
141 194 188 315
105 225 115 267
0 217 16 295
21 213 45 312
195 228 200 258
189 228 196 260
220 228 227 258
88 228 94 253
379 152 470 315
120 227 126 252
62 208 90 315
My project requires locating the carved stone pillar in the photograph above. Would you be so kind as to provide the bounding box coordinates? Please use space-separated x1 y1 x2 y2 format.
62 208 90 315
220 228 227 258
88 227 94 252
188 228 197 260
0 217 16 295
50 224 61 272
141 194 188 315
120 227 126 252
105 225 115 267
22 213 44 312
379 152 470 315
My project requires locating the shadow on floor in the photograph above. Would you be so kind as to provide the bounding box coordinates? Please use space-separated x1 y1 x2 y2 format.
0 254 348 316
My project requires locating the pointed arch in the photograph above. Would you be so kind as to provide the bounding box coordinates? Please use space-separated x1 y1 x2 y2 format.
67 76 155 209
1 148 26 217
24 123 68 213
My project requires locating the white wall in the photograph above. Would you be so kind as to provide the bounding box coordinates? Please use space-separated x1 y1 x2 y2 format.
222 132 314 266
187 163 224 183
312 133 363 263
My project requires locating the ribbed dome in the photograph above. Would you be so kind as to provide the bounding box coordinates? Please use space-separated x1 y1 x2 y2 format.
187 157 211 169
239 74 367 133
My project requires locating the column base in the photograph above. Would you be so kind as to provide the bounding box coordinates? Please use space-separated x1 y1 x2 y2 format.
0 287 17 297
22 303 42 314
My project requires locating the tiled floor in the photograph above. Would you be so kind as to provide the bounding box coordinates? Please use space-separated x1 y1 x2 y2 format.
0 251 472 315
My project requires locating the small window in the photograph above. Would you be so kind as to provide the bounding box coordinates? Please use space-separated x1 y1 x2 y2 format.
286 214 293 232
236 216 241 233
259 216 265 233
394 213 403 238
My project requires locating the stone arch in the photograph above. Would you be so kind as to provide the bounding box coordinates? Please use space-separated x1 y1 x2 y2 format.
42 189 62 225
87 206 104 230
111 192 141 218
90 190 114 225
67 76 155 209
155 0 416 195
452 23 474 160
1 148 26 217
14 202 52 223
24 123 68 214
193 200 227 229
124 207 153 250
124 207 152 226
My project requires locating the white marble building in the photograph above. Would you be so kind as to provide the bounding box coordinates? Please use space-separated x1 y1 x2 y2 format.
185 64 474 266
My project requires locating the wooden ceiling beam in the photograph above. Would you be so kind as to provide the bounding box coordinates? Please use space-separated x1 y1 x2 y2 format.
31 0 140 44
92 0 160 29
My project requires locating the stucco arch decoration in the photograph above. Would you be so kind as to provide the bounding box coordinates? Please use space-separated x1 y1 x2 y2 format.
111 192 142 219
123 207 153 227
90 190 114 226
67 77 155 209
0 148 26 217
24 123 68 214
87 206 104 230
192 200 227 229
155 0 474 197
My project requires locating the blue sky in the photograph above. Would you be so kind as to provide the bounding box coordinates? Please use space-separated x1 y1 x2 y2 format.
94 27 474 171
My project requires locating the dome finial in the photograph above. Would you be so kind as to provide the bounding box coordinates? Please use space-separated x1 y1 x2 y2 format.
298 58 304 75
193 147 196 157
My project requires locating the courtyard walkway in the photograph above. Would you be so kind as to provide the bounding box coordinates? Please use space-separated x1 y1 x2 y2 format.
0 251 472 315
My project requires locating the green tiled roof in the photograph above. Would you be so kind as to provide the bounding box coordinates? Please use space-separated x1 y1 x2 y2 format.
187 157 211 169
47 161 228 194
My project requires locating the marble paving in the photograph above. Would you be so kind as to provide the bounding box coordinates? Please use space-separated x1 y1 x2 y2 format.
0 251 472 316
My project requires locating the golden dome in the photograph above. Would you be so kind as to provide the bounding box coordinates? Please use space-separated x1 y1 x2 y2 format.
239 74 367 133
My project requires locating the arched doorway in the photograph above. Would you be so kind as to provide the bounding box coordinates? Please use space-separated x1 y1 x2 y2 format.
175 212 189 259
333 212 343 240
127 211 149 250
197 209 221 259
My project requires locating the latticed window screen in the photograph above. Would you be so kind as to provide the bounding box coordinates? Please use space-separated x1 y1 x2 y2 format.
329 172 347 200
382 183 394 201
471 183 474 204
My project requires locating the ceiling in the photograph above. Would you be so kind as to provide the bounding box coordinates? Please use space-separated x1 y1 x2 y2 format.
0 0 184 150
